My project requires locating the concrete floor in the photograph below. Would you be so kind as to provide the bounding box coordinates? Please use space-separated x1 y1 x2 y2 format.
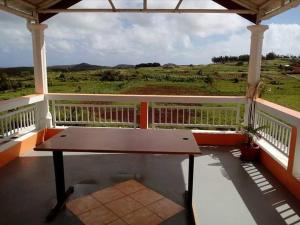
0 146 299 225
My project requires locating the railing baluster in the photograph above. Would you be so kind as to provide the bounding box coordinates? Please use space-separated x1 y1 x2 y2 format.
176 108 179 124
152 106 155 128
75 106 78 123
188 108 191 125
93 106 95 123
98 106 101 123
165 108 167 124
110 106 113 123
133 105 137 128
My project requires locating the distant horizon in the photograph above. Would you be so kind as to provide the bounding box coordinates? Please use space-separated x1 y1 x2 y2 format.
0 62 200 68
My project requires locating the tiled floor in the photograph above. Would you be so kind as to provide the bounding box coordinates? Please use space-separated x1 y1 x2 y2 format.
67 180 184 225
0 147 299 225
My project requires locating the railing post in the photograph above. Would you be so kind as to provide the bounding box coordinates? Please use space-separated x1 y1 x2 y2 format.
291 125 300 179
287 127 297 173
140 102 149 129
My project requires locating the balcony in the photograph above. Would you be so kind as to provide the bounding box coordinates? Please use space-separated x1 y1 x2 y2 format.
0 93 299 225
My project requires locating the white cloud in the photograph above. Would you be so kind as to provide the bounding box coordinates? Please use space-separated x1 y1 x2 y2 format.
263 23 300 56
0 1 299 67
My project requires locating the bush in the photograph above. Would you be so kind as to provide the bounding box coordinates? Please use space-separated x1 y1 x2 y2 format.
236 61 244 66
100 70 122 81
203 75 214 86
232 78 239 83
58 73 66 82
197 69 203 76
0 74 22 91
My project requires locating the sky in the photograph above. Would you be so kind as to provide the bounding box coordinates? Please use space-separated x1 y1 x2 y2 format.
0 0 300 67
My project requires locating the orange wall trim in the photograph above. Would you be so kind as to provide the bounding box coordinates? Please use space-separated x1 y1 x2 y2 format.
0 130 45 168
260 150 300 200
193 132 247 146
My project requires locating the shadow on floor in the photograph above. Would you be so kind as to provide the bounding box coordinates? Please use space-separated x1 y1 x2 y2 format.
196 146 300 225
0 153 192 225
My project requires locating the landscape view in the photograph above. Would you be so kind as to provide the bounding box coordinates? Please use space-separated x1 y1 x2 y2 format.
1 52 300 111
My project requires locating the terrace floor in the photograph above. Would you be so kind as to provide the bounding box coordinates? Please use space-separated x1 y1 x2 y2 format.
0 146 299 225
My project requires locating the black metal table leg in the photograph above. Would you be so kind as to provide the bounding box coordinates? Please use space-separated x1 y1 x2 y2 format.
187 154 194 209
46 151 74 222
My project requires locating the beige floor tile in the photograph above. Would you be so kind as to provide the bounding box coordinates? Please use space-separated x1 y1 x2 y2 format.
122 208 162 225
114 180 146 195
105 196 143 217
66 195 102 215
92 187 125 204
107 219 128 225
79 206 118 225
130 188 163 206
147 198 184 220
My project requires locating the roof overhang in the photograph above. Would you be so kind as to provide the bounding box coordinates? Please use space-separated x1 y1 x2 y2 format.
0 0 299 24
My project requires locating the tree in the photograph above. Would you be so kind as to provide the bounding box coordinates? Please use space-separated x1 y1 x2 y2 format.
266 52 277 60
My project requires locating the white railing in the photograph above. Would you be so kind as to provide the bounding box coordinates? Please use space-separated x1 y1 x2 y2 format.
52 101 137 128
0 105 37 138
47 94 247 130
0 94 44 138
255 110 292 157
152 104 241 130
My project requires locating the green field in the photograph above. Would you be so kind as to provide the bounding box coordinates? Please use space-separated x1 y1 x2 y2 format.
0 59 300 111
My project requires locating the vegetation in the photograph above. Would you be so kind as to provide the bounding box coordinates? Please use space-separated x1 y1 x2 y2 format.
0 55 300 112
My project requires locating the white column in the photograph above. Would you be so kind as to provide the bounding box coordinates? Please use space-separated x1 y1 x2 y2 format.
27 23 52 129
244 25 268 125
247 24 269 97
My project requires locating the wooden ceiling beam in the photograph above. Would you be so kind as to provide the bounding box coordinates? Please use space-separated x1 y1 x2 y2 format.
212 0 257 23
38 8 255 14
108 0 116 11
38 0 81 22
230 0 258 12
175 0 183 10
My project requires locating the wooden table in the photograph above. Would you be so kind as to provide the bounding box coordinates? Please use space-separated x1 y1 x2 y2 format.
35 127 201 221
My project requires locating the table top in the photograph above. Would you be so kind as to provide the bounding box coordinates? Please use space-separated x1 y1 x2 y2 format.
35 127 201 155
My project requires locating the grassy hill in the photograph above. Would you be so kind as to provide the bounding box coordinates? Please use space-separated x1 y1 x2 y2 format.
0 60 299 111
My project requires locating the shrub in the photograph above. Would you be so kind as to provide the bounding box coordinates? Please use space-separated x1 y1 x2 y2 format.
232 78 239 83
236 61 244 66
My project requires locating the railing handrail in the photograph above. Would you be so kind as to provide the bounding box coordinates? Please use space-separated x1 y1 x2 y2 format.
256 110 293 130
256 98 300 126
46 93 247 104
0 94 44 112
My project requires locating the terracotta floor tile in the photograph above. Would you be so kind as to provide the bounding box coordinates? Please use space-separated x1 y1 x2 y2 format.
105 196 143 217
92 187 125 204
114 180 146 195
78 206 118 225
122 208 162 225
130 189 163 206
147 198 184 220
66 195 102 215
107 219 128 225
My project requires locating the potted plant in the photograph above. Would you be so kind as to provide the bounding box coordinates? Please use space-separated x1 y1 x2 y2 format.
240 81 267 161
240 124 265 161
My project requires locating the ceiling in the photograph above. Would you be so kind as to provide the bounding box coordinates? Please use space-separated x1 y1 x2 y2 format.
0 0 299 24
